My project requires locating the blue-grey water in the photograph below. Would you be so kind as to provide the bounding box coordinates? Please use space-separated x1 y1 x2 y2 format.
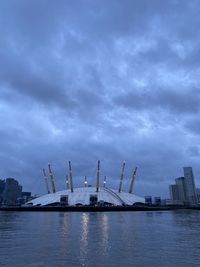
0 211 200 267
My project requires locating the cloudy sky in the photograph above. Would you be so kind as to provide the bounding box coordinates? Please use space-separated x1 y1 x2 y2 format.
1 0 200 197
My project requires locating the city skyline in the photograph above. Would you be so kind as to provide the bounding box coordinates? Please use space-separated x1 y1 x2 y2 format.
1 164 199 200
169 166 199 205
1 1 200 196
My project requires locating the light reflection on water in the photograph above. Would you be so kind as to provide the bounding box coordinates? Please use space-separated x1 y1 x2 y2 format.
60 212 70 237
1 211 200 267
80 212 89 264
101 213 109 255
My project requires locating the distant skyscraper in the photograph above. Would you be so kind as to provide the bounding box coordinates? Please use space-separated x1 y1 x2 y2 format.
183 167 197 205
3 178 22 205
175 177 187 204
169 168 198 206
0 179 5 204
169 184 179 204
196 188 200 203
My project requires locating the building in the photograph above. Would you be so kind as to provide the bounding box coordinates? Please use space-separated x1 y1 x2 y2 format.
175 177 186 201
17 192 32 205
26 187 145 206
183 167 197 205
169 178 187 205
2 178 22 205
154 197 161 206
169 167 198 206
196 188 200 203
0 179 5 204
28 161 144 207
145 196 152 206
21 192 31 199
0 178 32 206
175 177 187 204
169 184 179 204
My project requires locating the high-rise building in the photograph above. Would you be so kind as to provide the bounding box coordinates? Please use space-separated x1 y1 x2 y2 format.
0 178 32 206
3 178 22 205
196 188 200 203
169 167 198 205
0 179 5 204
169 178 187 205
169 184 179 204
183 167 197 205
175 177 187 204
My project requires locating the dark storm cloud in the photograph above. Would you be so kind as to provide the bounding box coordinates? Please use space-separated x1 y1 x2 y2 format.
114 88 200 114
0 0 200 197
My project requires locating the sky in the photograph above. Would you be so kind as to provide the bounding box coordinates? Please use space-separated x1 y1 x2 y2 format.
0 0 200 197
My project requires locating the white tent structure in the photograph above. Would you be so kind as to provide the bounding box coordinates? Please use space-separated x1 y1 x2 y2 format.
27 187 145 206
28 161 145 207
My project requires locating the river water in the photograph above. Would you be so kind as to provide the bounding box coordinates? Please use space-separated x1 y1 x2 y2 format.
0 210 200 267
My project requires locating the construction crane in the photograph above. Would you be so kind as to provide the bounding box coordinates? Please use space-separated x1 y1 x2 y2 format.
129 167 137 194
118 161 126 193
43 168 50 194
48 163 56 193
69 161 73 193
96 160 100 192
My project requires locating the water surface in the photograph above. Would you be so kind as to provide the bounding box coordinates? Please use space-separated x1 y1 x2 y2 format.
0 210 200 267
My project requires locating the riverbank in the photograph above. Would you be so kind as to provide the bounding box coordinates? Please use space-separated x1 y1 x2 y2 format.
0 205 198 212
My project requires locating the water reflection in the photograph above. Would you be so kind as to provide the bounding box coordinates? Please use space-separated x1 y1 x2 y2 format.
101 213 109 255
59 212 70 237
1 211 200 267
79 212 89 264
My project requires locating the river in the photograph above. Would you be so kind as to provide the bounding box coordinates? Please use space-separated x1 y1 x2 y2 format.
0 210 200 266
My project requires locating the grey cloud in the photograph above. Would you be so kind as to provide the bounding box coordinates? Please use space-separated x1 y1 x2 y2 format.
184 118 200 135
186 146 200 157
114 88 200 115
1 0 200 197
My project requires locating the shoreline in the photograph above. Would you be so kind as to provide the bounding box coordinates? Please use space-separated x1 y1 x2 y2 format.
0 205 199 212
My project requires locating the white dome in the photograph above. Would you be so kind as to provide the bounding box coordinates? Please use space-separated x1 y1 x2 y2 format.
27 187 145 206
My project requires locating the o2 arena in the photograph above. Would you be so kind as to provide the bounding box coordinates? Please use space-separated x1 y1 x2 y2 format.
27 161 145 207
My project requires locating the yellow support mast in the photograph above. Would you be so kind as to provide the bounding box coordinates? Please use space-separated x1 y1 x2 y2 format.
84 176 88 187
48 163 56 193
96 160 100 192
43 168 50 194
66 174 69 190
103 176 107 187
69 161 73 193
129 167 137 194
118 161 126 193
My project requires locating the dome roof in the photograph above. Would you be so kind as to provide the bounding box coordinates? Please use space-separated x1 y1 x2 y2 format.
27 187 145 206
